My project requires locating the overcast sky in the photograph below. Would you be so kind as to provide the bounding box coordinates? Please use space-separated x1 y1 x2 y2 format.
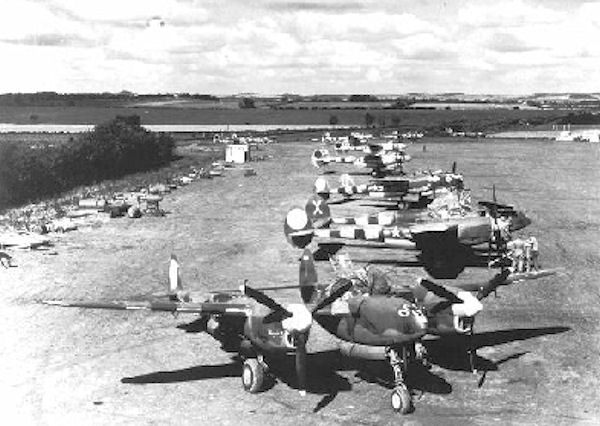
1 0 599 94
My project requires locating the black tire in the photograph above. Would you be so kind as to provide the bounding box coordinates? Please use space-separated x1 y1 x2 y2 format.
390 386 412 414
242 359 264 393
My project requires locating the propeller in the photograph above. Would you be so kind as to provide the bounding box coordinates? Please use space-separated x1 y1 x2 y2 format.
451 161 457 174
420 279 463 304
242 279 352 396
422 272 509 376
294 332 308 396
419 279 464 315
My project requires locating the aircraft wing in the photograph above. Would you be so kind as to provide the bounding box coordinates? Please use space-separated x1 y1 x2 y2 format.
42 299 250 316
478 200 515 215
453 268 560 299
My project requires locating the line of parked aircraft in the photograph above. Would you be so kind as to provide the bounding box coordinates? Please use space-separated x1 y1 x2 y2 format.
43 131 559 415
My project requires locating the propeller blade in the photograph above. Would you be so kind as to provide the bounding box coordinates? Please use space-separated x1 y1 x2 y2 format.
467 327 477 374
311 279 352 313
420 279 463 304
492 184 497 203
242 281 291 317
295 332 308 396
451 161 457 174
428 300 454 315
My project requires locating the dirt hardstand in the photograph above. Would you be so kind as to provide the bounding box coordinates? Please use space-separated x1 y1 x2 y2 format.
1 138 599 425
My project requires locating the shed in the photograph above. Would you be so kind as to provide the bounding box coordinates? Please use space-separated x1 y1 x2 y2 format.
225 143 250 163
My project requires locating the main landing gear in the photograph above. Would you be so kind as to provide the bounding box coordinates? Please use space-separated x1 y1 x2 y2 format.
386 346 413 414
241 355 270 393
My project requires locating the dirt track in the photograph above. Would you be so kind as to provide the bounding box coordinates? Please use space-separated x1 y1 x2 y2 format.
2 138 600 425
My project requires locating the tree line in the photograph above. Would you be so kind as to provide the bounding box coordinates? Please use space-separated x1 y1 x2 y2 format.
0 115 174 209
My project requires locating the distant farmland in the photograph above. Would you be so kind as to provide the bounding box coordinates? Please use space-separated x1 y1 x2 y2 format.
0 105 565 130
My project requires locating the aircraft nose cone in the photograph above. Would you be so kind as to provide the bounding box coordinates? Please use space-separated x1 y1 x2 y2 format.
282 303 312 334
405 307 428 336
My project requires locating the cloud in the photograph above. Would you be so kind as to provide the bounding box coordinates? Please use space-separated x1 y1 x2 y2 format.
2 33 95 47
457 0 563 28
392 33 456 60
265 1 365 13
3 0 600 94
48 0 209 26
485 32 538 53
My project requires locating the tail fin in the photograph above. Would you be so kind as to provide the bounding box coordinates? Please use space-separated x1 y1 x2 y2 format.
299 249 318 304
304 195 331 229
311 148 329 168
284 207 314 248
168 254 190 302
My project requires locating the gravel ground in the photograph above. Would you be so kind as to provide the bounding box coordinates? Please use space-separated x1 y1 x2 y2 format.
1 137 599 425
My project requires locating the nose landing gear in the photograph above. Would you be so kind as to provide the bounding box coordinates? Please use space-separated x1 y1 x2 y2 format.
386 346 413 414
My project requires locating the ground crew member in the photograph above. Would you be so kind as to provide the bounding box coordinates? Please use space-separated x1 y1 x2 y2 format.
526 236 540 270
507 238 526 273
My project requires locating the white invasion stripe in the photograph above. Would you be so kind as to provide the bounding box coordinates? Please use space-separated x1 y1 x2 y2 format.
378 212 395 226
363 226 383 240
0 123 355 134
339 227 357 239
355 216 369 226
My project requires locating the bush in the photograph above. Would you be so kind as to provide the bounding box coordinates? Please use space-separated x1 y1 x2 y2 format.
0 115 174 209
239 97 256 108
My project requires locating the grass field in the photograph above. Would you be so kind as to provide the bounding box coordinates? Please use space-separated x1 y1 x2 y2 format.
2 136 599 425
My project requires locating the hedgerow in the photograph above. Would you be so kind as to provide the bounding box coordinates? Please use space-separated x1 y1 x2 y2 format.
0 115 174 209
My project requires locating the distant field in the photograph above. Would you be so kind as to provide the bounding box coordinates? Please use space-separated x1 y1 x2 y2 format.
126 99 241 109
0 105 565 129
409 102 537 110
275 101 394 109
0 132 74 144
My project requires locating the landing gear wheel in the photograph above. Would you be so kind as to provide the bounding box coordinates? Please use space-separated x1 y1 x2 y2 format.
390 386 412 414
242 358 264 393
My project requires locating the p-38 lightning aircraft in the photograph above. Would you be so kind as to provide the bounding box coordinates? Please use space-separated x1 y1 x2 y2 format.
284 196 532 277
311 147 411 177
333 138 408 154
42 251 556 414
315 163 464 208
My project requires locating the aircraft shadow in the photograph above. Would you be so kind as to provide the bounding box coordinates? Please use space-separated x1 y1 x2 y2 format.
121 362 241 384
424 326 570 373
122 324 568 411
120 349 352 412
313 245 493 279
